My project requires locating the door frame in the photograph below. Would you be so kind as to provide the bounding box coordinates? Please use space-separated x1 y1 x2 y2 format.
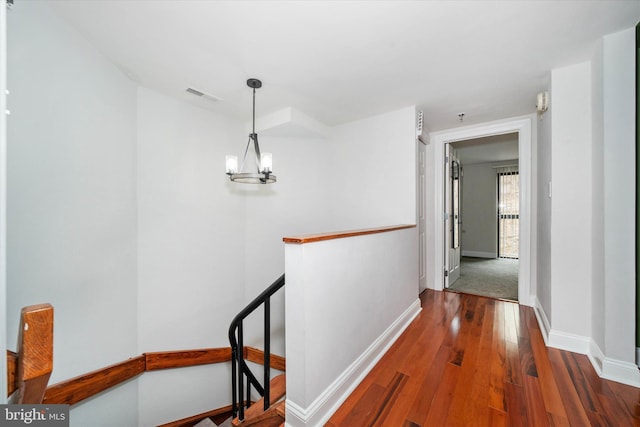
430 115 534 307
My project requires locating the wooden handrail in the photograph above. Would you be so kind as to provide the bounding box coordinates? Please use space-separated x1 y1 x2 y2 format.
10 346 282 406
145 347 232 371
43 356 145 405
282 224 416 244
244 346 285 372
13 304 54 404
7 350 18 397
6 304 284 407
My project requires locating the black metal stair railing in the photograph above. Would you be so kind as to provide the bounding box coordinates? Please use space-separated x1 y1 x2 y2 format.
228 273 285 421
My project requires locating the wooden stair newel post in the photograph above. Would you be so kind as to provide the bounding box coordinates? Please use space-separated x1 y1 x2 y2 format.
13 304 54 404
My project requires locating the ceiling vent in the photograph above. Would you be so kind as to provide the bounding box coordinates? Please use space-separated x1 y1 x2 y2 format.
185 87 223 102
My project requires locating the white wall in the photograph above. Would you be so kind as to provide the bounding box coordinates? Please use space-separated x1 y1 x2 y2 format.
242 106 418 357
460 162 498 257
242 134 333 355
540 28 639 388
591 39 606 355
0 0 7 403
284 227 420 426
328 106 417 229
549 62 592 340
601 28 636 369
136 87 247 425
7 2 138 425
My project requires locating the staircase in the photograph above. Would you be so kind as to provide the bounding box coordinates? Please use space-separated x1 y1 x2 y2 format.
231 374 285 427
228 274 286 427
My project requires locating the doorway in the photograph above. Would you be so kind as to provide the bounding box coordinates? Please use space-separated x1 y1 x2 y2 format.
444 134 519 301
430 116 533 307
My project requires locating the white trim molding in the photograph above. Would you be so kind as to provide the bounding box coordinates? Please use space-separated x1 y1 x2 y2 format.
285 299 421 427
429 115 535 307
548 331 640 388
534 300 640 388
533 297 551 345
602 358 640 388
547 330 592 354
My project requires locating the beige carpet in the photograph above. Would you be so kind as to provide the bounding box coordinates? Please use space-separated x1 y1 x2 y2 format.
448 256 518 301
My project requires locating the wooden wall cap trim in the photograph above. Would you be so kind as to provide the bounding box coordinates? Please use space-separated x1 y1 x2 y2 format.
282 224 416 244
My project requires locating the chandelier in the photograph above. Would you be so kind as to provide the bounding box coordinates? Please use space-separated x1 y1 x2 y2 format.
225 78 276 184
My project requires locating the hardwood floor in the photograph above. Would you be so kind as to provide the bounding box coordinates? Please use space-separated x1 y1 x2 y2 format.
326 289 640 426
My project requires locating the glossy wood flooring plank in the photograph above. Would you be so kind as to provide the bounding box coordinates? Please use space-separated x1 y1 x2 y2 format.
523 375 550 427
444 297 486 426
365 372 408 427
420 362 460 426
573 354 635 425
547 348 592 426
404 337 454 426
489 301 508 412
607 380 640 422
527 320 569 421
326 290 640 427
334 382 386 427
460 297 495 426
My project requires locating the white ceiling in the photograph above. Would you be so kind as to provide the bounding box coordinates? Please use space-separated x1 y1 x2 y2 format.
46 0 640 131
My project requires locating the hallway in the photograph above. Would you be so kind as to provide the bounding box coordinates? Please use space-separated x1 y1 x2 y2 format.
326 290 640 426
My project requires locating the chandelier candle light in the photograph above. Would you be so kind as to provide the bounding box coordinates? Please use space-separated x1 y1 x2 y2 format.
225 78 276 184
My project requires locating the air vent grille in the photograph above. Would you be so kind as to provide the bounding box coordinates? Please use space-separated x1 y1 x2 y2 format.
185 87 223 102
186 87 205 97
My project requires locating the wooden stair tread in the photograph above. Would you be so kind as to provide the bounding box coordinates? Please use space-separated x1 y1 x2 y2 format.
232 375 286 426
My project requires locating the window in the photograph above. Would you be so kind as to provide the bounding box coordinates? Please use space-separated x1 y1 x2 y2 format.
497 167 519 259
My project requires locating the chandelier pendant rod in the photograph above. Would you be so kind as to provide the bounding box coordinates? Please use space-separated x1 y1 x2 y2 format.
251 85 262 172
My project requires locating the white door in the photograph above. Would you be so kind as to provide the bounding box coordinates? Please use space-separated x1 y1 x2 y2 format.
418 140 427 293
444 144 461 287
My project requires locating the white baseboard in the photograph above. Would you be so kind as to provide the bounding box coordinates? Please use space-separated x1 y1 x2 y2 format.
588 340 605 375
547 330 592 354
602 357 640 388
531 303 640 389
285 299 422 427
533 296 550 345
461 250 496 259
547 330 640 387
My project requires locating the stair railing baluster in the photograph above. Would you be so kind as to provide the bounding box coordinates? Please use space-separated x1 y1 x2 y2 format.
228 274 285 423
231 345 238 417
264 296 271 411
238 321 244 421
